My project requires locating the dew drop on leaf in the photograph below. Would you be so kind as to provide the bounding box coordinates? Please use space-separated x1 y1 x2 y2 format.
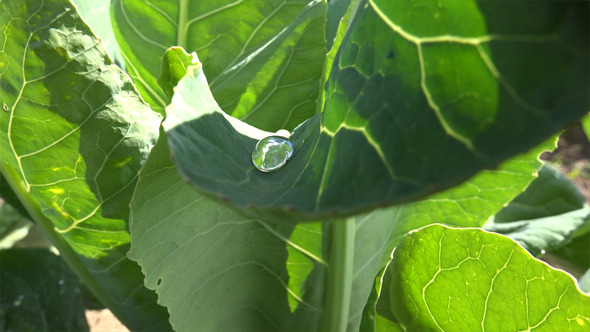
252 136 293 172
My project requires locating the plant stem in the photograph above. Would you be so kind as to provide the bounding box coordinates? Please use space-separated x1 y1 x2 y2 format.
0 164 129 327
177 0 189 49
321 217 355 332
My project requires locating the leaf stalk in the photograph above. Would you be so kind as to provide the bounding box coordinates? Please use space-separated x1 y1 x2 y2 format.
321 217 355 331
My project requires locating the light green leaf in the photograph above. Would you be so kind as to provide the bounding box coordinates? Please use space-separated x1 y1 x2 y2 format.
582 114 590 144
163 0 589 223
0 248 88 331
158 47 197 104
388 224 590 331
0 0 169 329
72 0 124 69
111 0 327 129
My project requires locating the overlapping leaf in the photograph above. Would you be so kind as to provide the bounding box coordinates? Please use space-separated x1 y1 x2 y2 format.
387 224 590 331
0 248 89 331
0 0 169 329
133 46 556 330
163 0 589 223
111 0 327 129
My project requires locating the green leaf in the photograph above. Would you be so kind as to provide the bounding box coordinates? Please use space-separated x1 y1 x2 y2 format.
485 208 590 257
0 200 32 249
135 108 553 331
158 47 197 104
0 248 88 331
0 173 31 219
491 166 586 224
71 0 124 69
548 232 590 294
111 0 327 129
129 133 318 331
387 224 590 331
484 165 590 257
582 114 590 144
130 132 429 331
163 0 589 223
0 1 169 330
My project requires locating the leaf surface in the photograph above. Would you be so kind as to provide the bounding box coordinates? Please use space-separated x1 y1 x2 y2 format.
491 166 586 224
135 87 554 331
0 248 89 332
164 0 589 222
111 0 327 129
388 224 590 331
0 0 169 329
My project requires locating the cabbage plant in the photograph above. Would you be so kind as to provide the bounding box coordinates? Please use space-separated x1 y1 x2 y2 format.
1 0 589 331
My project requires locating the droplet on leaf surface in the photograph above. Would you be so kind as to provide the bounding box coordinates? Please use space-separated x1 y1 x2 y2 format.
252 136 293 172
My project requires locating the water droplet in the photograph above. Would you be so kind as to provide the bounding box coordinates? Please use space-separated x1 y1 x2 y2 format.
58 279 65 286
252 136 293 172
2 103 8 111
13 294 24 307
540 249 546 255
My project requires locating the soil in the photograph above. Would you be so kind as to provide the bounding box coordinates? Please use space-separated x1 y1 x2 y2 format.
85 309 129 332
540 123 590 203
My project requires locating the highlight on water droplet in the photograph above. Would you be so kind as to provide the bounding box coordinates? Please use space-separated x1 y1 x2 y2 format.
252 135 293 172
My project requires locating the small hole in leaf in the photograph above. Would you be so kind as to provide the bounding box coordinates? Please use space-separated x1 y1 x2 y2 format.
157 278 162 286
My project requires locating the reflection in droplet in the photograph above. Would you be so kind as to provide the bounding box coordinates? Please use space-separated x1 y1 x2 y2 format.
13 294 24 306
252 136 293 172
540 250 546 255
58 279 65 286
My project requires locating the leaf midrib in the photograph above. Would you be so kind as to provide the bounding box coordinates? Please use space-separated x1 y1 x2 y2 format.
177 0 189 49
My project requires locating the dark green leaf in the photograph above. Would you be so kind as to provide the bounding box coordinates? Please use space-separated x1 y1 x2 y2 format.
549 232 590 293
0 1 169 329
0 200 32 248
0 248 88 332
0 173 31 219
388 224 590 331
163 0 589 223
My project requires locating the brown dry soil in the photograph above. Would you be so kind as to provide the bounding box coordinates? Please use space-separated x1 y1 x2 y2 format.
86 309 129 332
541 123 590 203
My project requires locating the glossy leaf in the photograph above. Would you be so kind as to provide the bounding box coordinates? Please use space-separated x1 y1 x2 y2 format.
111 0 327 129
0 248 88 332
164 0 589 223
0 1 169 329
388 224 590 331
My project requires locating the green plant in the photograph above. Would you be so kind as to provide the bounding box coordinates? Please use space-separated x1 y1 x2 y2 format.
1 0 589 331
